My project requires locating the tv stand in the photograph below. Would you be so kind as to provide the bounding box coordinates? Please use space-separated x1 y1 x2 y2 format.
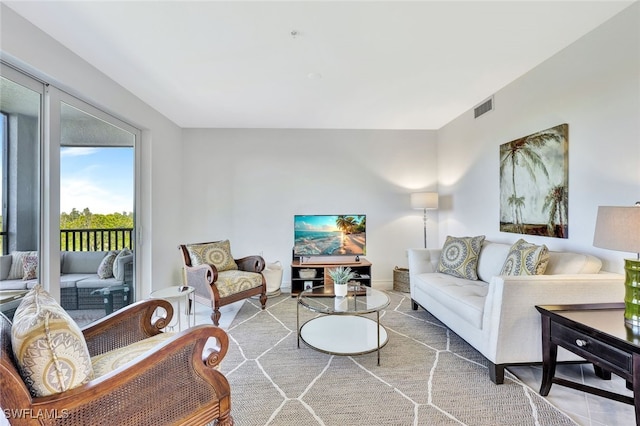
290 258 372 296
300 256 361 264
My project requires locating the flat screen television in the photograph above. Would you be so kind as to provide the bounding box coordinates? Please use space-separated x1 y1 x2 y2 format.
294 215 366 256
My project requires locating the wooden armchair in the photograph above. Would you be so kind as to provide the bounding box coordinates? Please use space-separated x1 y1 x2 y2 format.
1 298 233 426
179 240 267 326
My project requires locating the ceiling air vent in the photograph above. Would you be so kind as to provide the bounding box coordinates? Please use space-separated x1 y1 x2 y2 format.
474 96 494 119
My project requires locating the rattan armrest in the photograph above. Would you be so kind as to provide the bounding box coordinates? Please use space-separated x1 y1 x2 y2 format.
82 298 173 357
236 255 265 273
30 325 232 426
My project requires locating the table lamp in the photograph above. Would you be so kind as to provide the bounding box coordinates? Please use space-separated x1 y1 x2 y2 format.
410 192 439 248
593 204 640 325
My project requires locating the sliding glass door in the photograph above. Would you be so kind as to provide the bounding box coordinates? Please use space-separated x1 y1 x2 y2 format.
1 62 139 322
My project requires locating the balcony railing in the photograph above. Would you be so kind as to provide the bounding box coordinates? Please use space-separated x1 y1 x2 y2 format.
60 228 133 252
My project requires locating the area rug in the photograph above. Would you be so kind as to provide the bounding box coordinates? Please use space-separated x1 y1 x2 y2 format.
219 291 577 426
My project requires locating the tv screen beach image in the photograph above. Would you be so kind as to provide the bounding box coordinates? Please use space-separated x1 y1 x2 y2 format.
294 215 366 256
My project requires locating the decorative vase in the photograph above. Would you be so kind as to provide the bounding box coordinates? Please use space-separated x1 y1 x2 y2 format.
334 282 348 298
624 258 640 325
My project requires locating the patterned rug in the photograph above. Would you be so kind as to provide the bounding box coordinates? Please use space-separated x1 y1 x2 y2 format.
220 292 577 426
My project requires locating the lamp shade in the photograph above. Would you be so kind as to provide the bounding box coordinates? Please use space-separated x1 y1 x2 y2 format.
410 192 438 210
593 206 640 254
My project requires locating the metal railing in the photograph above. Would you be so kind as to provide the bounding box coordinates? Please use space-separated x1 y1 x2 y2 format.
60 228 133 252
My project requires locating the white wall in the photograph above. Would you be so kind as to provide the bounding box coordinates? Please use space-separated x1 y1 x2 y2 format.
437 3 640 273
0 4 184 295
181 129 438 288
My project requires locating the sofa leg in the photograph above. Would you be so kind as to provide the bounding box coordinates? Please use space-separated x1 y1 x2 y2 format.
488 362 505 384
411 299 419 311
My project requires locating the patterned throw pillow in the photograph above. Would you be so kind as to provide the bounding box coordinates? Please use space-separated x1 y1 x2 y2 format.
97 251 117 279
186 240 238 272
8 251 37 280
22 255 38 280
500 239 550 276
113 248 133 281
11 284 94 397
437 235 486 280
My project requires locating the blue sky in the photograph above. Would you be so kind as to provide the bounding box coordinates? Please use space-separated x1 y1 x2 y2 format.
61 147 133 214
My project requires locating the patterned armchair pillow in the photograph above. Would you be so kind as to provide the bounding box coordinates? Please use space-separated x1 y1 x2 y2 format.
500 239 550 276
11 284 94 397
437 235 486 280
186 240 238 272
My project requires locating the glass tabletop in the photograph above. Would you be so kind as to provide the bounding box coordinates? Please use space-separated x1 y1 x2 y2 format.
298 285 389 315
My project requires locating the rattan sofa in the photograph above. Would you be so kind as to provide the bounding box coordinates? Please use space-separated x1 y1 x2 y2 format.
0 250 133 310
1 298 233 426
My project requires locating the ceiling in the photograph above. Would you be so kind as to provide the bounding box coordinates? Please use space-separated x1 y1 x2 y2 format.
3 1 636 130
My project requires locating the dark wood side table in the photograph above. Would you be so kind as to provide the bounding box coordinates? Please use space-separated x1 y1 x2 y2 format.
536 303 639 425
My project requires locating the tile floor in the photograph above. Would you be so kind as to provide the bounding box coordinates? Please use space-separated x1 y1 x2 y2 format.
186 297 636 426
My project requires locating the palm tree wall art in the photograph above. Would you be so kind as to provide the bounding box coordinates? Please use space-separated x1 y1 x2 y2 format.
499 123 569 238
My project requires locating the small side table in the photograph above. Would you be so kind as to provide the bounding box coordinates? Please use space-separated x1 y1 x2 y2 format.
536 303 639 425
150 286 195 331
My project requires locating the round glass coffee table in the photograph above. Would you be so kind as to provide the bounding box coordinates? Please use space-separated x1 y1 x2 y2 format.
297 285 390 365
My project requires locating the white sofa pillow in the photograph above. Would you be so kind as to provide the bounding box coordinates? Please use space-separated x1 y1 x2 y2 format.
476 242 511 283
546 252 602 274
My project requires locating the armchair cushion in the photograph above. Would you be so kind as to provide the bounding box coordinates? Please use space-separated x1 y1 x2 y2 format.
11 284 94 397
8 251 37 280
92 332 174 377
216 270 263 297
186 240 238 272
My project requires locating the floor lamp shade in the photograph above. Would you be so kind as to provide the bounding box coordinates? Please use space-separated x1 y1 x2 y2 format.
411 192 438 248
411 192 439 210
593 205 640 325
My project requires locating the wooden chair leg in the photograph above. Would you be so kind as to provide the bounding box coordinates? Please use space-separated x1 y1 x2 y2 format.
211 308 221 326
260 293 267 309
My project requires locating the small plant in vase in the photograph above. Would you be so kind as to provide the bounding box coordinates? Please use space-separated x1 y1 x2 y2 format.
328 266 355 297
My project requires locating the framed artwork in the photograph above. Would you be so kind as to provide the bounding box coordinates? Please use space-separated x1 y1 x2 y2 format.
499 123 569 238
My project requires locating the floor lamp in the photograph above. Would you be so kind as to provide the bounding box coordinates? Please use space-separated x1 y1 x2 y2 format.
593 204 640 325
411 192 439 248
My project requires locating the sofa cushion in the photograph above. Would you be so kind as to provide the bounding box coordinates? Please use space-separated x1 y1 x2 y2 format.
477 242 512 283
97 251 117 279
437 235 485 280
0 255 13 280
113 248 133 281
8 251 37 280
413 272 488 328
500 239 549 276
76 276 123 289
62 251 108 275
545 251 603 274
22 255 38 280
187 240 238 272
91 332 174 378
11 284 94 397
0 280 29 291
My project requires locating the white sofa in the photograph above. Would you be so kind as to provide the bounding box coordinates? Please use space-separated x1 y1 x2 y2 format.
408 240 624 384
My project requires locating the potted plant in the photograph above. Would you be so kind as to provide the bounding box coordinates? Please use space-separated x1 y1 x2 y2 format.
328 266 356 297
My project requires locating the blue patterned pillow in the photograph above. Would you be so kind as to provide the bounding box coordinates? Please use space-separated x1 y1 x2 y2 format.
437 235 485 280
500 239 549 276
